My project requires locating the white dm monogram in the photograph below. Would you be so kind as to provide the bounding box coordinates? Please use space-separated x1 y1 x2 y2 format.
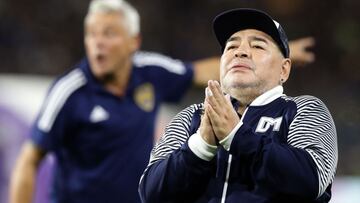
255 116 283 133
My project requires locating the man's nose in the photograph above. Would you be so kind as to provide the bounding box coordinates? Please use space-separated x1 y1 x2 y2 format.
234 44 250 58
93 35 106 49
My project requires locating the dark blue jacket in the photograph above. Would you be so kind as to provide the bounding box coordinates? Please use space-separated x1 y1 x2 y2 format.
31 51 193 203
139 86 337 203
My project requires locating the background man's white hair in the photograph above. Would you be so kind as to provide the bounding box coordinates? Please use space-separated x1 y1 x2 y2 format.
86 0 140 36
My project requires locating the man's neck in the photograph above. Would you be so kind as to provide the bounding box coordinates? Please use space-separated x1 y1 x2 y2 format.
103 63 132 97
232 92 257 115
234 85 283 114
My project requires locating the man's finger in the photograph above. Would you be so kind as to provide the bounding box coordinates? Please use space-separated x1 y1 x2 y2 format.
208 80 225 104
205 103 220 126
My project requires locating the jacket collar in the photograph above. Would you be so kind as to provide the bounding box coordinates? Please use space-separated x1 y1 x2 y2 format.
250 85 284 106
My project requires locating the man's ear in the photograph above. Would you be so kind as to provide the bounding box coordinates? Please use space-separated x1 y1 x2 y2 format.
280 58 291 83
130 34 142 53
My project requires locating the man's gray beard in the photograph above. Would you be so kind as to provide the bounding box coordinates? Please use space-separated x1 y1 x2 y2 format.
222 81 266 105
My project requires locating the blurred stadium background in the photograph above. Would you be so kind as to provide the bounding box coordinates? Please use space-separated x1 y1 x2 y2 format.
0 0 359 202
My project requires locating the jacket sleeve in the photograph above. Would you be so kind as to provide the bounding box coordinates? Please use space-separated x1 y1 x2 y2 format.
31 68 86 152
132 51 194 103
139 104 215 203
229 96 337 199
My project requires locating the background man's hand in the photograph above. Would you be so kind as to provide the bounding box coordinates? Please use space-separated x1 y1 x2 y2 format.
289 37 316 66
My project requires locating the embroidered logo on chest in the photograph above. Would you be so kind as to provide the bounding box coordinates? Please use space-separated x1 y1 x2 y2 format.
255 116 282 133
90 105 109 123
134 83 155 112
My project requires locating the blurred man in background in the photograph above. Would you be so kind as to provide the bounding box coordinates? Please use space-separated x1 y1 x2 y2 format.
9 0 316 203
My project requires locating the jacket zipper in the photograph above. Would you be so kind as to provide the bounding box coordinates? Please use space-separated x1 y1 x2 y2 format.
220 107 249 203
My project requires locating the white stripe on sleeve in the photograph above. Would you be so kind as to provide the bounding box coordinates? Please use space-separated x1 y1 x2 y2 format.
287 95 338 197
37 69 86 132
133 51 187 75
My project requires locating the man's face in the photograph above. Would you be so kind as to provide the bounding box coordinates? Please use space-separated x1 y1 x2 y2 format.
220 29 290 97
84 12 139 80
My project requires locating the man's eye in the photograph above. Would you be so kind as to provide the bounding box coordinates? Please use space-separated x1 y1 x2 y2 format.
252 45 264 49
85 30 95 37
104 29 117 37
226 45 237 50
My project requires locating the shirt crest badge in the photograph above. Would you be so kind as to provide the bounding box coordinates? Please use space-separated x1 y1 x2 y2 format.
255 116 283 133
134 83 155 112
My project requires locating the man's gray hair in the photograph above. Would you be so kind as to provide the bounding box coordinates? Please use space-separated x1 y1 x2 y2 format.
86 0 140 36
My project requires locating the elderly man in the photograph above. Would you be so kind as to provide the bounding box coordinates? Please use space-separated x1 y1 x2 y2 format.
139 8 337 203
